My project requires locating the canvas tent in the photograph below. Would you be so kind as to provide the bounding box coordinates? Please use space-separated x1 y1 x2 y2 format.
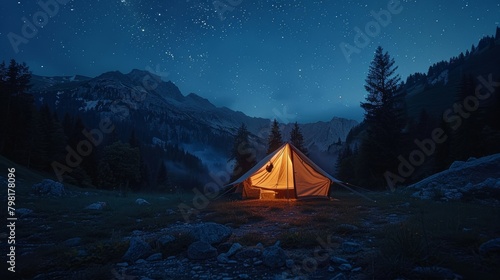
227 142 343 199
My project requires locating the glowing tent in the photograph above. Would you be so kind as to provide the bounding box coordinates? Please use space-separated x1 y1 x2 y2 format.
227 142 342 199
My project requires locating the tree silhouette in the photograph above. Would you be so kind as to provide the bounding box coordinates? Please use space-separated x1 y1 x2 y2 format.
290 122 308 155
358 46 406 188
267 119 283 154
230 123 256 180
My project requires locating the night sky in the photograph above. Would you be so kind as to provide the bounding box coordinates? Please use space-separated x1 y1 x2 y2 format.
1 0 499 122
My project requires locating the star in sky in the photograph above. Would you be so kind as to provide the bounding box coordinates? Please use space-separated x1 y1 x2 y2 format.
1 0 499 122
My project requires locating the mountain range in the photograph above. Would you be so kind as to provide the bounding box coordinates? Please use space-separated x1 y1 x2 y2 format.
29 70 358 175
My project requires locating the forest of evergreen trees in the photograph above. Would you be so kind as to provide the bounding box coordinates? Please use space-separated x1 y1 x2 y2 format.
337 35 500 189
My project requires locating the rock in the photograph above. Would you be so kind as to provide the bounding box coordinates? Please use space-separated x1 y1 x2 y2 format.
16 208 33 217
449 161 465 169
238 274 250 279
132 230 144 236
330 273 347 280
77 249 88 257
32 179 66 196
217 253 230 264
262 243 287 268
63 237 82 247
122 237 152 262
187 241 217 260
135 198 150 205
338 263 352 271
146 253 162 261
477 178 499 189
467 157 477 162
235 248 262 260
328 266 335 272
135 259 147 264
408 153 500 203
341 241 362 253
443 189 462 201
336 224 359 233
85 202 107 210
351 267 362 272
254 260 263 265
412 266 462 280
226 242 243 257
330 256 349 265
157 235 175 248
286 259 294 268
116 262 129 267
191 222 232 245
461 182 475 192
479 238 500 256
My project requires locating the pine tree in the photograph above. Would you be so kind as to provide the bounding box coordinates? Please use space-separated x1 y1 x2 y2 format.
496 26 500 40
0 60 34 162
267 119 283 154
359 46 406 188
434 119 452 172
129 128 140 148
98 141 141 193
452 75 483 159
156 160 171 192
336 145 356 181
230 123 256 180
290 122 308 155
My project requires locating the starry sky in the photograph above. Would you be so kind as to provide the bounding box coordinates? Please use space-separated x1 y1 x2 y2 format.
1 0 499 123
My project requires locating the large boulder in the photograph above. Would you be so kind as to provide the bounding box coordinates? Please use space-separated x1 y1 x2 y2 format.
63 237 82 247
191 222 232 245
135 198 150 205
32 179 66 196
408 153 500 201
342 241 362 253
225 242 243 257
479 238 500 256
123 237 152 262
16 208 33 217
156 235 175 249
235 248 262 260
262 242 287 268
85 202 107 210
187 241 217 260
